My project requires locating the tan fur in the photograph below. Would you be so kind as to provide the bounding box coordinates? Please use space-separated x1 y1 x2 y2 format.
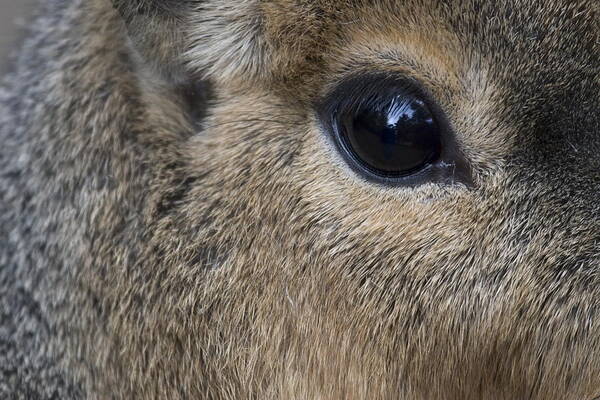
1 0 599 399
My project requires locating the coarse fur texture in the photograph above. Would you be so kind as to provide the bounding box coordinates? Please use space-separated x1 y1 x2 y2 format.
0 0 599 398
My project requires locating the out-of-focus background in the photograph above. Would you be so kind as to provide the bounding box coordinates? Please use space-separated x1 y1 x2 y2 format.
0 1 38 75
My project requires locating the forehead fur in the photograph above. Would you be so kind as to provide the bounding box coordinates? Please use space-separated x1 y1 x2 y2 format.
180 0 598 85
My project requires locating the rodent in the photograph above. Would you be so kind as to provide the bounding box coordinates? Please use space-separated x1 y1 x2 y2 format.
0 0 598 398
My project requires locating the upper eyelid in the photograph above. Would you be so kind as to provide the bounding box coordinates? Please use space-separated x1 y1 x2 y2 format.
318 45 460 104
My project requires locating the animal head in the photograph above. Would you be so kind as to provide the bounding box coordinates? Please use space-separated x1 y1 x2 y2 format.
14 0 599 398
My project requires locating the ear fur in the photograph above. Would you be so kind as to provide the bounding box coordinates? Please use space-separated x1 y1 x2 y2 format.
110 0 192 81
185 1 332 86
111 0 327 86
111 0 270 84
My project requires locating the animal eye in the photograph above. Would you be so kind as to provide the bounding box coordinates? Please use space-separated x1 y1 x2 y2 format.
338 95 441 177
318 75 471 186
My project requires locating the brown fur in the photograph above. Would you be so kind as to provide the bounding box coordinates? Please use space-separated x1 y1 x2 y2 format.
1 0 599 399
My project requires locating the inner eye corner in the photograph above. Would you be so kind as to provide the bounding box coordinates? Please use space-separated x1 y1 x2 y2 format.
318 73 471 188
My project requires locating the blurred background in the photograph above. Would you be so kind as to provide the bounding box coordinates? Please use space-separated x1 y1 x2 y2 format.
0 1 38 75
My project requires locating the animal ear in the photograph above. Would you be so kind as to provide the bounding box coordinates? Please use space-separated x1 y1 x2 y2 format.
111 0 192 81
111 0 326 86
111 0 274 85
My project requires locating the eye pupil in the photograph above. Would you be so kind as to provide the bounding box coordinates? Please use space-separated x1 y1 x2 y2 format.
339 95 442 177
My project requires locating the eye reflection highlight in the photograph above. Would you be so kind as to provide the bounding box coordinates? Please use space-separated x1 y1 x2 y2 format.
339 94 441 176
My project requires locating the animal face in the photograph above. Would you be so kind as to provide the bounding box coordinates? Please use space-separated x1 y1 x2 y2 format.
107 0 599 398
2 0 598 399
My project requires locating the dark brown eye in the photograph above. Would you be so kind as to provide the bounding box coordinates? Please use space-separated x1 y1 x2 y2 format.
318 74 472 187
339 95 441 177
